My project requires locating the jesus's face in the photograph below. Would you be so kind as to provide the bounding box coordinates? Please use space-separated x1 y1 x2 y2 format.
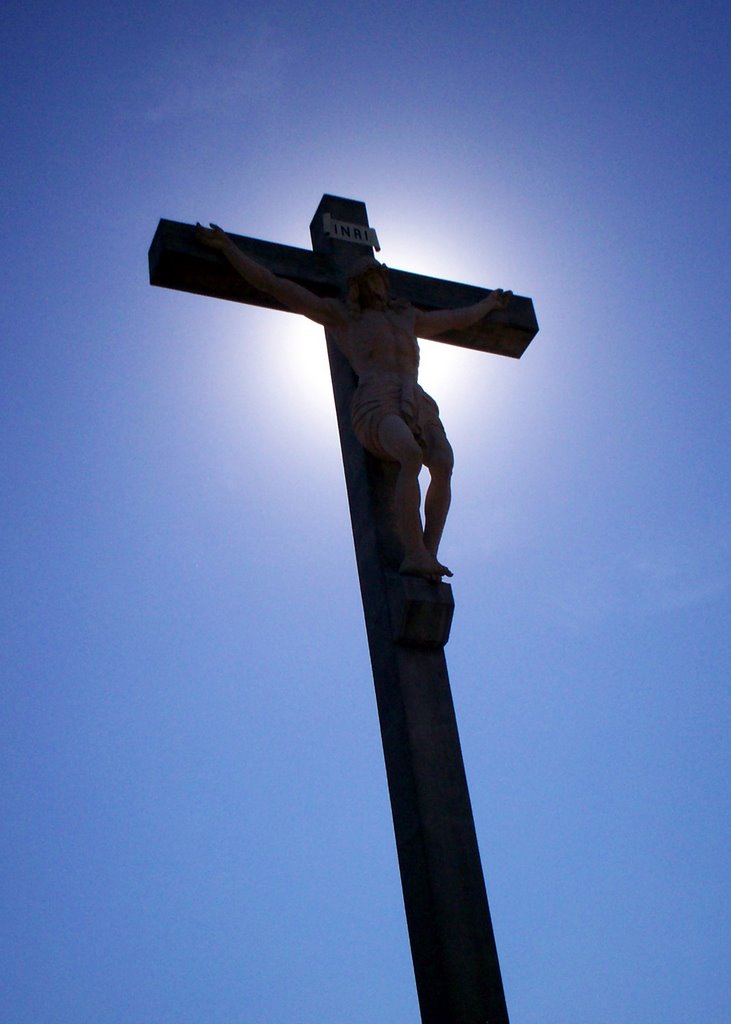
358 268 389 307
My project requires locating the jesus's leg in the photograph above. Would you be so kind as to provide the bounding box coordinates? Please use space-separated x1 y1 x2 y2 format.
376 415 451 581
423 433 454 565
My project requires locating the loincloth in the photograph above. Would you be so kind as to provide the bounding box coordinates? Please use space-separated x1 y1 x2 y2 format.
351 372 445 461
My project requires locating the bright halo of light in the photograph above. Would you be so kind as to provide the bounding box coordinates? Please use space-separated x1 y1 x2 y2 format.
216 226 525 469
248 311 337 467
209 304 334 451
274 314 334 420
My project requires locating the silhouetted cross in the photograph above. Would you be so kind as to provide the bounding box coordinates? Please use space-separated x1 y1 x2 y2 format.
149 194 538 1024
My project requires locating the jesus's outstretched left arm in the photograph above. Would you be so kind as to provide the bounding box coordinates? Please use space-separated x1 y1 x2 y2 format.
414 288 513 340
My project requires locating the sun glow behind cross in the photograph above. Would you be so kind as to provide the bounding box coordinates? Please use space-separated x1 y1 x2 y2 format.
243 311 340 470
275 314 335 420
214 219 527 480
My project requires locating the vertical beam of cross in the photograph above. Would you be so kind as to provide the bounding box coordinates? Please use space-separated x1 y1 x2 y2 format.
310 196 510 1024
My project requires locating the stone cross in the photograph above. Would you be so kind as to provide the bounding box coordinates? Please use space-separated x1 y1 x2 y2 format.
149 194 538 1024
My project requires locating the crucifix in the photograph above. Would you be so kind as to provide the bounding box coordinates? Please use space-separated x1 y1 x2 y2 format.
149 194 538 1024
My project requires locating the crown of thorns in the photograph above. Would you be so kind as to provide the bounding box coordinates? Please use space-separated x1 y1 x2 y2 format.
345 256 388 284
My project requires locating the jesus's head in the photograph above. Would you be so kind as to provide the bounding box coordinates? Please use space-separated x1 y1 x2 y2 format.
346 258 390 311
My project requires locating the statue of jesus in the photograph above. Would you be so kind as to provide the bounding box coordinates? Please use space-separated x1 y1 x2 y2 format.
196 223 512 582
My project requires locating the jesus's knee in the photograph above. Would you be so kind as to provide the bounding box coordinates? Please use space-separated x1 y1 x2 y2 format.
425 440 454 478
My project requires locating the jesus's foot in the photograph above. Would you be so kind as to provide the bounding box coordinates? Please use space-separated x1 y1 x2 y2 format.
399 551 453 583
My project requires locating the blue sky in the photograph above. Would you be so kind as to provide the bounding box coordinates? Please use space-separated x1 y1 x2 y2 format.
2 2 729 1022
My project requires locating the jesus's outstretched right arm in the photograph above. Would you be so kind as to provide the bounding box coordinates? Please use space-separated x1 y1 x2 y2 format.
196 223 344 329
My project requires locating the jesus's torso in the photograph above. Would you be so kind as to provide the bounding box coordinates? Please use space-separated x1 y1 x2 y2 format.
332 303 421 380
